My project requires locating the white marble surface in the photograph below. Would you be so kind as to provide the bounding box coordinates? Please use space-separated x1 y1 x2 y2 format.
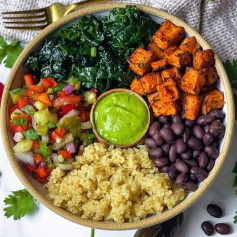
0 52 237 237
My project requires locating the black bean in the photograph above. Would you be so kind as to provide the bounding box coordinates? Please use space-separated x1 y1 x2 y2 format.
185 119 196 128
219 126 225 139
215 223 230 235
159 127 174 142
162 143 171 155
198 152 208 168
169 145 177 162
209 120 222 137
176 173 187 185
185 182 198 191
190 167 208 181
164 123 172 129
183 128 191 143
197 114 214 126
210 109 224 119
149 147 163 159
159 115 169 123
201 221 214 236
175 138 187 154
152 131 164 146
171 123 184 136
172 115 182 123
203 132 214 146
181 150 192 160
154 158 169 168
168 165 179 181
187 136 203 150
175 159 189 173
193 125 204 139
160 166 170 173
205 145 219 159
149 121 160 137
207 160 215 171
185 160 198 167
193 150 200 159
145 138 157 148
207 204 223 218
204 125 210 133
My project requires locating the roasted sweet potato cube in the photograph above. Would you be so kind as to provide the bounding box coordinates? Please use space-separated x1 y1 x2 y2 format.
193 49 215 70
128 47 153 76
140 72 163 94
200 67 219 86
148 42 164 60
179 36 201 54
164 46 178 58
166 48 192 69
201 90 224 114
157 79 179 102
161 67 183 84
151 100 179 117
148 92 160 105
151 59 168 71
151 20 185 50
130 77 144 95
180 68 206 95
183 95 203 120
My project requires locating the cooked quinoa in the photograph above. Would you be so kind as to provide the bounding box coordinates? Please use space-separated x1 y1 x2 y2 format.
45 143 186 223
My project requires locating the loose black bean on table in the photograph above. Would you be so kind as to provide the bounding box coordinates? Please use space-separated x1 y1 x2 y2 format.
146 110 225 192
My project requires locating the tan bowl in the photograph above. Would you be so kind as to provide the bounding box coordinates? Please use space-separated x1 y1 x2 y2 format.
90 88 151 148
0 3 235 230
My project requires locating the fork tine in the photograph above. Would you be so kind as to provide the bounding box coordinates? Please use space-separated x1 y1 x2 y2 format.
4 25 47 30
2 15 46 20
4 19 48 25
2 9 45 15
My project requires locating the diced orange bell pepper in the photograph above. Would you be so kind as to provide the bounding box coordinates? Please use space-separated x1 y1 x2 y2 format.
17 97 29 109
33 154 42 164
41 78 52 90
35 93 52 106
58 150 72 159
35 167 47 178
29 85 44 93
24 74 34 87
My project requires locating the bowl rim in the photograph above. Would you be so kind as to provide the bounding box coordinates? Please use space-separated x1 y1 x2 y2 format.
0 3 235 230
90 88 151 148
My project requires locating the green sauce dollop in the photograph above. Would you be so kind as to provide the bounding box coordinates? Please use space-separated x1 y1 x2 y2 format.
94 92 149 145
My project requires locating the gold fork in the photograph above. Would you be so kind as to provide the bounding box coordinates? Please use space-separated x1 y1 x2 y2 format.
2 0 111 30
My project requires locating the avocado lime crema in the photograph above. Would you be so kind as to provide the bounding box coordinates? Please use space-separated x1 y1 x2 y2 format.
94 91 149 145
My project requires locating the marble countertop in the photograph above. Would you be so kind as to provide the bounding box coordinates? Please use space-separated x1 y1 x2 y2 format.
0 63 237 237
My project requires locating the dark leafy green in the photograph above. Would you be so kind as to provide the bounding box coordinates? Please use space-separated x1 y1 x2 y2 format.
24 5 159 93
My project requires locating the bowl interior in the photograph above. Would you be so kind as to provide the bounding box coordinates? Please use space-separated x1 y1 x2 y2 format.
1 3 234 230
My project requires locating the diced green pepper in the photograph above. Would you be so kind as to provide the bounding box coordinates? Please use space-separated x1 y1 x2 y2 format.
39 141 49 157
34 101 46 110
46 122 56 129
12 118 28 126
62 117 81 138
13 139 33 153
34 108 50 125
23 128 39 140
45 156 55 168
9 88 20 97
53 83 66 93
36 125 48 136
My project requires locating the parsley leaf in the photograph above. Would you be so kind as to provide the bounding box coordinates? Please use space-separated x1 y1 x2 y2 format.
223 60 237 117
234 212 237 224
3 189 36 220
0 35 23 68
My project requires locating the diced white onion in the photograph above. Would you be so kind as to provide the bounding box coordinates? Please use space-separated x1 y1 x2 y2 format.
58 163 73 170
13 132 24 142
81 121 92 130
14 152 34 165
41 134 49 143
31 116 37 130
51 153 59 164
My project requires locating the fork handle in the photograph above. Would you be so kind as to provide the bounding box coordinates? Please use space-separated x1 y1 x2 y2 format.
69 0 111 13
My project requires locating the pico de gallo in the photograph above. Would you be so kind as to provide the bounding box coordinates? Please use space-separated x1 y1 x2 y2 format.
9 74 98 183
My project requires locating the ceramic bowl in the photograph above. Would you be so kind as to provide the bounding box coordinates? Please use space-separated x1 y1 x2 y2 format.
90 88 151 148
0 3 235 230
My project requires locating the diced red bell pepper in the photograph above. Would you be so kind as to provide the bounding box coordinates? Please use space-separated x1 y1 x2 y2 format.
9 120 28 133
35 93 52 106
41 78 52 90
58 150 72 159
35 167 47 178
57 91 67 97
47 78 58 88
33 154 42 164
53 94 81 108
32 140 40 149
62 104 75 115
27 164 37 172
16 97 29 109
29 85 44 93
45 168 53 176
9 104 19 115
24 74 34 87
0 82 4 107
55 125 65 137
51 132 61 143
